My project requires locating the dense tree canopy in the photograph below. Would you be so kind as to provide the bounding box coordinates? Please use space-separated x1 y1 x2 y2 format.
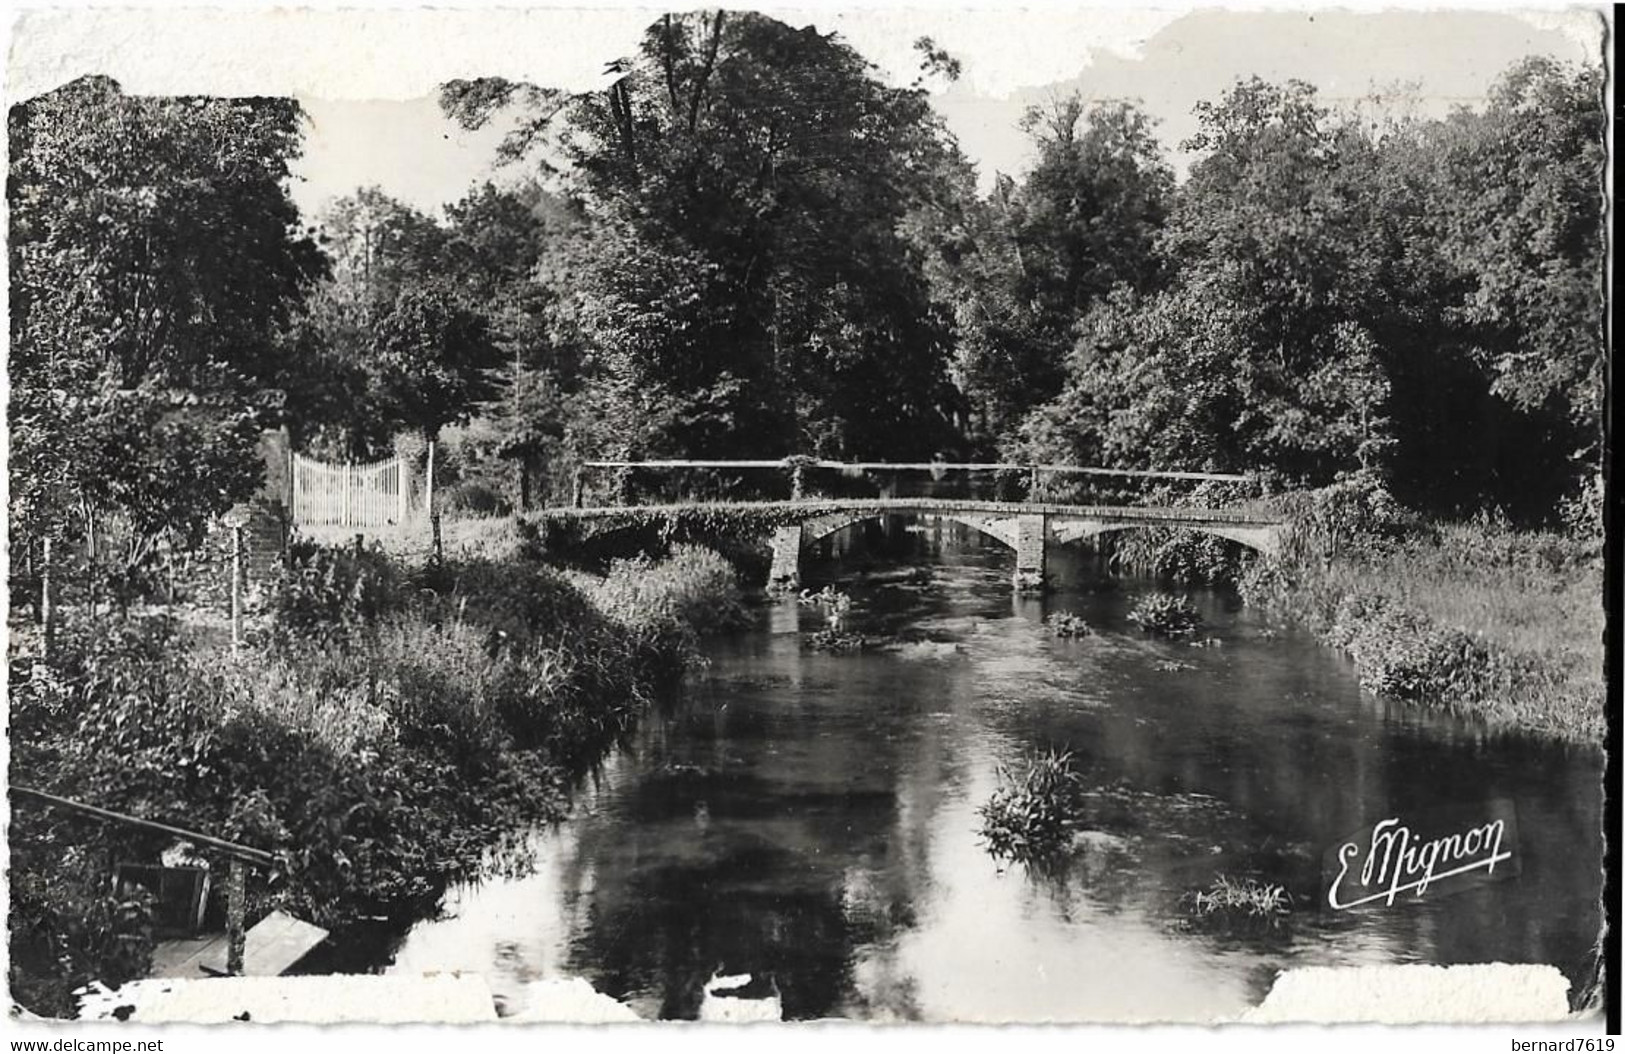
444 11 969 461
10 24 1603 546
9 76 324 555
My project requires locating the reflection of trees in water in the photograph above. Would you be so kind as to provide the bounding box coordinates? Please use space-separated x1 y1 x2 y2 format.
553 825 917 1019
537 547 1602 1017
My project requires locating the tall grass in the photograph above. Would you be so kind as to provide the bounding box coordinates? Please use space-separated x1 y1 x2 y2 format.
8 542 747 1016
978 749 1086 864
1242 514 1603 743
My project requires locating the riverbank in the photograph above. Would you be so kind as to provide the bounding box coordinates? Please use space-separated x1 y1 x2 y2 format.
7 542 744 1017
1240 516 1603 744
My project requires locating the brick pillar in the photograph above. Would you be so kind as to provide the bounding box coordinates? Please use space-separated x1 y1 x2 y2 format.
768 524 803 591
1013 513 1047 591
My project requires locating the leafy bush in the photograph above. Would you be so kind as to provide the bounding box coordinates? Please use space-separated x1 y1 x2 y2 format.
9 544 745 1015
1107 527 1251 584
1127 593 1202 636
582 544 748 640
978 749 1085 864
266 540 402 648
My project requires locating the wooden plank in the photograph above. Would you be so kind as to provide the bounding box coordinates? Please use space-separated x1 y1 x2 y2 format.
150 935 227 979
153 912 328 979
202 910 328 977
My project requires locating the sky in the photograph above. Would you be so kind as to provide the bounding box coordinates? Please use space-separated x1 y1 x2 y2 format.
6 5 1608 223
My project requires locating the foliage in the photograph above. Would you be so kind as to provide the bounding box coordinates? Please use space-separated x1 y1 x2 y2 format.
978 749 1085 864
1044 612 1092 638
581 543 748 642
1010 62 1601 522
9 75 323 554
266 540 403 649
1240 506 1603 742
442 12 968 460
804 628 867 653
1126 593 1203 636
1185 874 1292 920
1104 527 1253 585
9 544 742 1016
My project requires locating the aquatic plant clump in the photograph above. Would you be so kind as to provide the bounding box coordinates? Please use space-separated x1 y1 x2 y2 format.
804 628 866 653
1185 874 1292 920
978 749 1086 864
1127 593 1203 636
1045 612 1092 638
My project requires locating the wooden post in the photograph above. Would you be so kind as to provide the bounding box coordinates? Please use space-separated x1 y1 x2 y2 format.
230 526 244 653
40 537 53 661
572 467 584 509
425 440 436 523
226 858 246 976
431 513 443 564
790 463 805 501
1028 464 1040 501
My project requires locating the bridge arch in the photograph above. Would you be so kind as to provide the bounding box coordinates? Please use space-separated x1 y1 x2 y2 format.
1050 520 1281 557
799 510 1020 552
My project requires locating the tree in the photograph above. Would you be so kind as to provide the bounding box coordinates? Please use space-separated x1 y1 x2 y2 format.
442 11 968 460
9 76 324 560
1428 58 1605 460
1011 78 1394 488
919 96 1173 448
367 279 503 441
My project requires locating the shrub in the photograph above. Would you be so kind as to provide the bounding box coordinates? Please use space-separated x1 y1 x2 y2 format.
978 749 1085 864
1127 593 1202 636
583 544 748 640
267 540 402 648
1107 528 1250 584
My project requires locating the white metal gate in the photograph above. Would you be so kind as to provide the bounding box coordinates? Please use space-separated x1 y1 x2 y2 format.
290 453 409 528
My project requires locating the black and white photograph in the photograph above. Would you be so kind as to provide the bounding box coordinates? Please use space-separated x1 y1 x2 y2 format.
3 3 1612 1033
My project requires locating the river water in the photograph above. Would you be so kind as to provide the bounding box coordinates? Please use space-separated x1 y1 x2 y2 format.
382 520 1603 1022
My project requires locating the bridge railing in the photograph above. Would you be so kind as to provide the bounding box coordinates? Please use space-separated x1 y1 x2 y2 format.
573 459 1261 509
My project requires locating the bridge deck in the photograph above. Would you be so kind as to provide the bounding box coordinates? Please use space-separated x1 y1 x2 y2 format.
537 498 1286 529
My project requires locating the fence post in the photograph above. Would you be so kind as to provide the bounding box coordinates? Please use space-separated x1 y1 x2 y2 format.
572 467 584 509
230 526 244 653
790 463 805 501
40 537 53 662
431 513 443 565
425 440 436 524
1028 464 1040 501
226 858 246 976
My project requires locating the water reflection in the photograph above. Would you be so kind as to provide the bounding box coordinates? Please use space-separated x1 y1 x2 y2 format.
386 520 1603 1021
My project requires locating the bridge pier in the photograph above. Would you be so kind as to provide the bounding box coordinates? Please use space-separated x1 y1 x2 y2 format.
1013 513 1047 591
768 524 802 592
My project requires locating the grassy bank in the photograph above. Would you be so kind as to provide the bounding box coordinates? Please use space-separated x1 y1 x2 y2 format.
8 542 744 1017
1240 512 1603 744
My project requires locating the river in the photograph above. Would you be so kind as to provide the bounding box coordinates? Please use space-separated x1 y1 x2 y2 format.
379 519 1603 1022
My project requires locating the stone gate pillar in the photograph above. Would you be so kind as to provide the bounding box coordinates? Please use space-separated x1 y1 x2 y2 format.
768 524 804 592
1013 513 1048 591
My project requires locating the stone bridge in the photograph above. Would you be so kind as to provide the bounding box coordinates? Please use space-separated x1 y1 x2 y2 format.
536 498 1288 590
